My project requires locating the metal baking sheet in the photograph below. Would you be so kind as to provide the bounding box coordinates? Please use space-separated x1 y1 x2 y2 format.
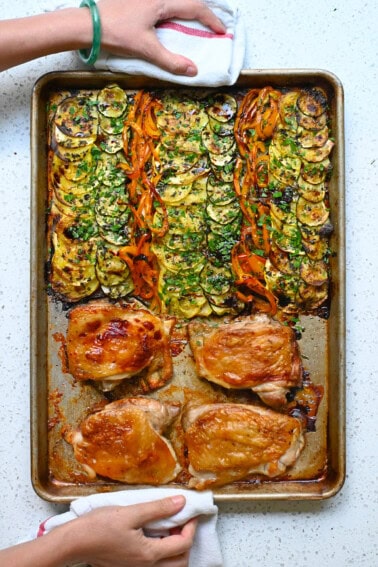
30 70 345 502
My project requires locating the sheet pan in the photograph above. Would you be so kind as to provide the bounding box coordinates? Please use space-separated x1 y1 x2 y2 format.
30 70 345 502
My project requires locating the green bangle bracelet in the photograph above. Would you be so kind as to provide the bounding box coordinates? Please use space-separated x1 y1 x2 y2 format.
78 0 102 65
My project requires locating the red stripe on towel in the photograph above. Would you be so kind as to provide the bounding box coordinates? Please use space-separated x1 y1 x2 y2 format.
157 21 233 39
37 517 53 537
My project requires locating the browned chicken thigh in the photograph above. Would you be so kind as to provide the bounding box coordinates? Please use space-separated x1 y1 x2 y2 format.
66 300 175 390
66 397 182 484
183 402 305 489
188 314 302 408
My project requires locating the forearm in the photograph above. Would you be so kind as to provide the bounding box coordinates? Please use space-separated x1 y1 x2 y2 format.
0 8 92 71
0 521 85 567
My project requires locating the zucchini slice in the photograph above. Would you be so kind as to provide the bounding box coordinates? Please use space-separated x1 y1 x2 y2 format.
206 93 237 123
300 258 328 286
208 115 234 136
264 259 299 305
97 84 128 118
297 110 327 131
102 277 134 299
208 144 236 167
296 197 330 226
98 113 125 135
54 142 95 163
297 88 328 118
163 156 210 186
297 281 328 310
272 223 303 255
297 176 326 203
207 177 236 206
98 133 124 154
269 144 301 185
53 123 97 149
158 183 193 205
278 90 300 133
54 96 98 138
201 124 235 154
302 237 329 261
52 150 93 182
210 161 235 183
299 139 334 163
200 262 232 295
298 126 329 149
301 158 332 184
206 199 241 225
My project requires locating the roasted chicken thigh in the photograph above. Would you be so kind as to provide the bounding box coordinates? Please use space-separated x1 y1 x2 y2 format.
66 397 181 484
188 314 302 408
66 300 175 390
183 402 305 489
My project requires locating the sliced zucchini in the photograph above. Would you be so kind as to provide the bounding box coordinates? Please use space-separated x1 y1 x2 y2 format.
264 259 299 305
297 281 328 310
158 183 193 205
157 231 204 252
95 189 129 217
95 208 130 229
269 241 299 275
297 110 327 131
154 144 200 174
52 150 93 182
98 113 126 135
300 258 328 286
53 123 97 149
54 142 95 162
183 176 207 205
54 96 98 138
99 225 130 246
169 293 209 319
272 223 303 254
207 177 236 206
301 158 332 184
201 124 235 154
208 144 236 167
153 205 204 234
206 199 241 225
302 237 329 261
160 132 205 155
297 88 328 118
200 262 232 295
270 199 297 223
95 152 127 187
271 132 299 157
297 176 326 203
207 231 238 264
96 246 130 287
206 93 237 123
163 156 210 186
299 139 334 163
210 160 235 183
299 220 333 241
98 133 124 154
102 277 134 299
296 197 330 226
208 115 234 136
97 84 128 118
269 144 301 185
298 126 329 149
207 214 241 236
278 90 300 133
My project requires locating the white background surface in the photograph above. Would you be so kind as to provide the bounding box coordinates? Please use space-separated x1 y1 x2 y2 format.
0 0 377 565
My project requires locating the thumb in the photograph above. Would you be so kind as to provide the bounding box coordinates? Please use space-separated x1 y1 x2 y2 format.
139 31 198 76
128 495 187 528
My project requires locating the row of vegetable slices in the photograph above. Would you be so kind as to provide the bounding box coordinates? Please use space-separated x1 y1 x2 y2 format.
47 84 334 317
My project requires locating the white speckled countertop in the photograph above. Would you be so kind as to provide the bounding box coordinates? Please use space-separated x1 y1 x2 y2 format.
0 0 377 564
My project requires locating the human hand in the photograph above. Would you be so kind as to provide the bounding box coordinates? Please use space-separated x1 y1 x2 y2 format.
96 0 226 76
62 494 197 567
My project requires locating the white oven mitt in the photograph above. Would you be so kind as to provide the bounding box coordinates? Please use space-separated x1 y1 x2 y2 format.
37 488 223 567
94 0 245 86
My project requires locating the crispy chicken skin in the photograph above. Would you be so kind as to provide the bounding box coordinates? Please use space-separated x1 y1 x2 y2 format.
66 300 175 389
183 403 305 489
66 397 181 484
188 314 302 408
